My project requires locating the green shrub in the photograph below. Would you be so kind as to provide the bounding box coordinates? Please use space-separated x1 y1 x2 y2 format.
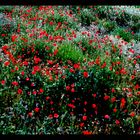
112 28 133 42
131 14 140 23
0 6 14 13
103 21 117 32
57 42 84 63
79 9 96 26
134 33 140 41
131 22 140 33
115 12 130 26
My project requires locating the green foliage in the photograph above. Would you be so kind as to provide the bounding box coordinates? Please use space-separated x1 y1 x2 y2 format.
57 42 84 63
134 33 140 41
103 21 117 32
0 6 14 12
78 9 96 26
131 22 140 33
93 6 139 27
131 14 140 23
112 28 133 42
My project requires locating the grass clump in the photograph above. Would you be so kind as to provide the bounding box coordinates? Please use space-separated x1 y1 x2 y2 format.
57 42 84 63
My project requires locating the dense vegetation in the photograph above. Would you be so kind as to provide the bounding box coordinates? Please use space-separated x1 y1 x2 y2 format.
0 6 140 135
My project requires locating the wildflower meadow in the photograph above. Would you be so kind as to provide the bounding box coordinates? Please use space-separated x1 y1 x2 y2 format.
0 6 140 135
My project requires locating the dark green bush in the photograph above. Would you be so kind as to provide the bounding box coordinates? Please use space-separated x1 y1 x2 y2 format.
131 22 140 33
112 28 133 42
103 21 117 32
0 6 14 13
134 34 140 41
79 9 96 26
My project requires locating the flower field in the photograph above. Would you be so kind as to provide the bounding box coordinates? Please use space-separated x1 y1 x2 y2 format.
0 6 140 135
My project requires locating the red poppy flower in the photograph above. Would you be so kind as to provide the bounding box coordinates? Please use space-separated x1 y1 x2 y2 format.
104 95 110 101
49 21 53 25
104 114 110 119
34 107 40 113
120 68 127 75
33 66 40 72
123 109 128 113
82 115 87 121
21 37 28 42
34 56 41 64
4 61 10 66
105 51 109 56
46 96 50 100
61 75 66 80
39 88 44 93
134 84 139 90
101 62 106 68
129 112 135 117
111 97 116 103
26 77 30 81
32 71 36 75
116 61 121 65
50 101 54 105
33 91 37 95
129 48 135 54
48 114 53 119
115 120 120 125
17 88 22 94
1 34 6 37
111 88 115 93
71 83 75 88
84 101 87 105
80 122 84 127
95 57 100 65
83 108 87 112
67 104 75 109
131 75 135 80
120 98 126 109
82 130 92 135
92 104 96 109
11 34 18 42
28 112 33 117
72 100 75 103
66 86 70 91
31 83 35 87
133 60 137 65
69 68 75 73
2 45 8 52
54 113 59 118
110 66 112 71
73 63 80 69
12 81 18 86
83 71 88 78
23 61 28 66
92 93 96 98
113 108 117 113
71 88 75 93
53 49 58 55
1 80 5 85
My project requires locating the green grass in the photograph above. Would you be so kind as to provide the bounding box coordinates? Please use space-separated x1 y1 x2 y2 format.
57 42 85 63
